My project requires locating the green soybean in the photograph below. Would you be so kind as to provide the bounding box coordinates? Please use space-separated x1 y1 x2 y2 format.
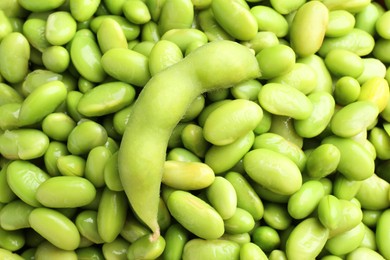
258 83 312 120
56 154 86 177
206 176 237 220
325 48 364 78
97 188 128 243
305 143 340 178
29 207 80 250
75 210 104 244
290 1 329 57
376 209 390 259
46 11 77 45
211 0 257 41
0 32 30 83
325 222 366 256
0 199 33 230
256 44 296 79
223 207 255 234
97 18 128 53
36 176 96 208
158 0 194 35
102 237 130 260
18 80 68 127
288 180 325 219
101 48 150 87
183 239 240 260
6 160 50 207
322 135 375 181
250 6 289 37
330 101 379 138
286 218 329 260
355 174 390 210
203 99 262 145
167 190 224 239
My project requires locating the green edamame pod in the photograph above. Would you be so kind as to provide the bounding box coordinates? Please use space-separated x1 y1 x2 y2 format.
97 188 128 243
118 40 260 239
290 1 329 57
286 218 329 260
183 239 240 260
29 207 80 250
0 32 30 84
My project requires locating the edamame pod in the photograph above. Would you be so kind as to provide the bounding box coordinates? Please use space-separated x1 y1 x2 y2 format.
118 40 260 239
167 190 224 239
244 149 302 195
290 1 329 57
29 207 80 250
